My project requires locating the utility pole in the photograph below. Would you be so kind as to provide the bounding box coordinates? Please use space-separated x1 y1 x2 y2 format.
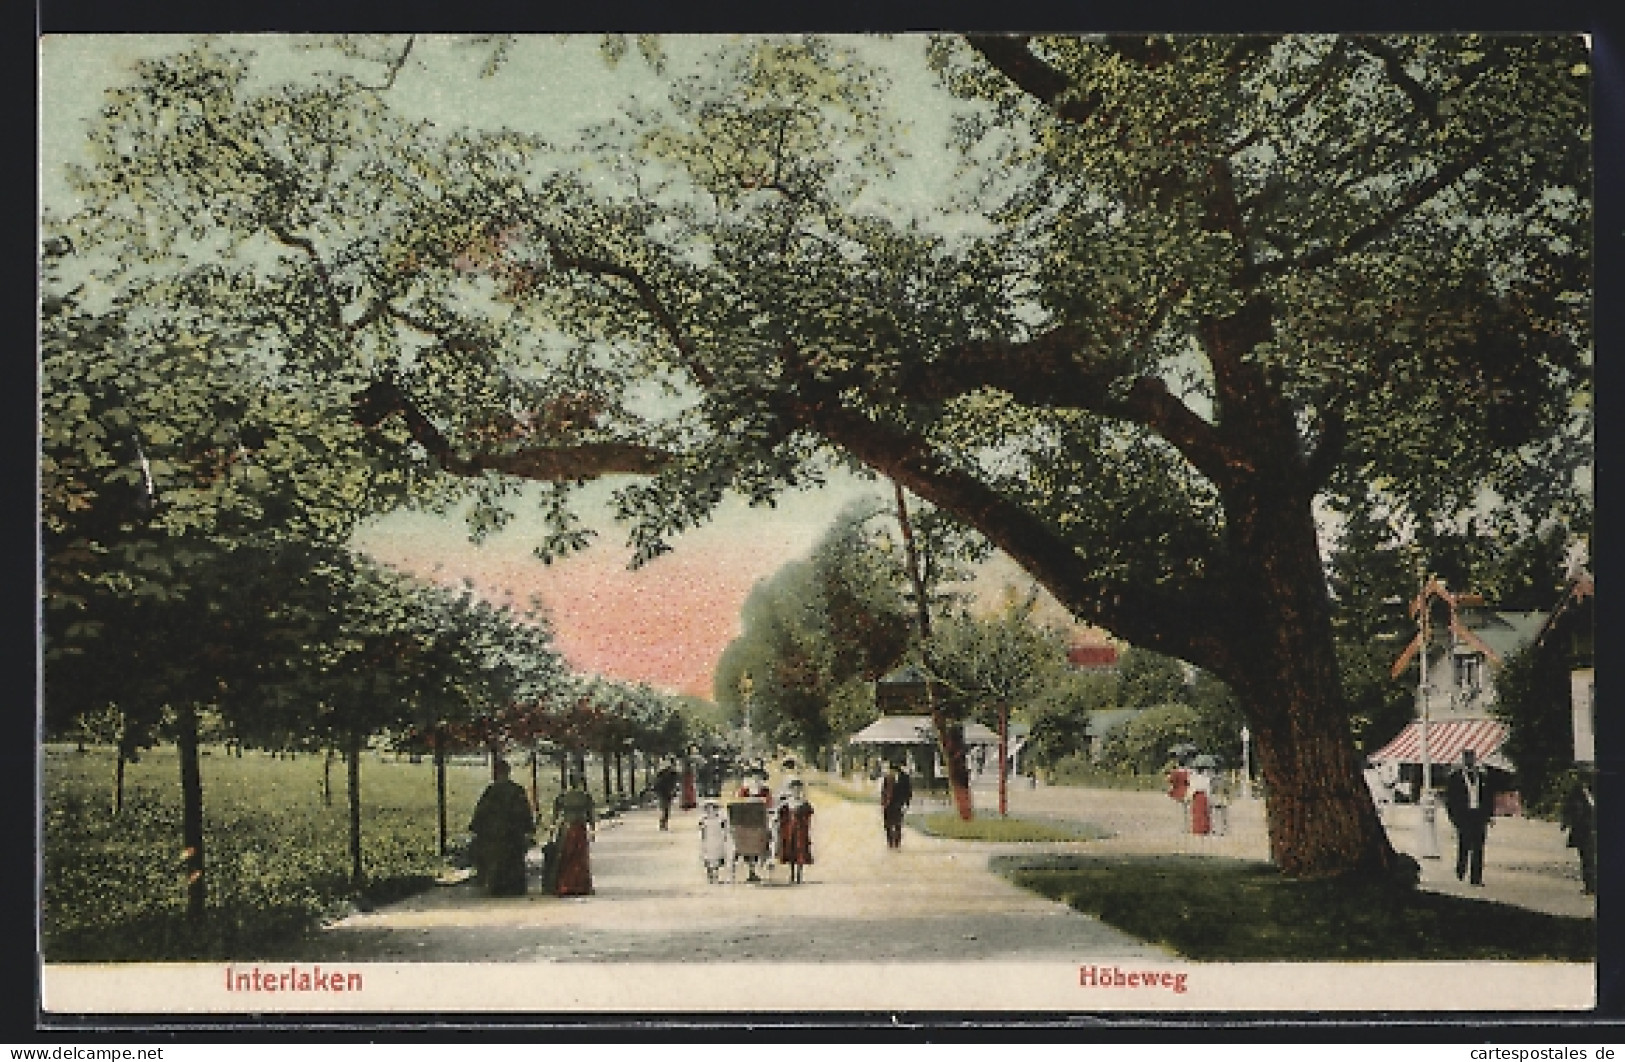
1416 577 1440 860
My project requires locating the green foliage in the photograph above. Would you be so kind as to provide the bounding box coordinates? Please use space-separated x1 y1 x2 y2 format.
1022 669 1115 766
1042 756 1169 790
42 744 519 960
927 591 1071 727
1115 646 1189 709
1098 703 1202 774
1493 609 1590 816
714 500 914 756
1000 853 1593 960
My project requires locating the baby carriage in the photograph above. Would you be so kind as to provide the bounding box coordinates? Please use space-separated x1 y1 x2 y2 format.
727 798 770 883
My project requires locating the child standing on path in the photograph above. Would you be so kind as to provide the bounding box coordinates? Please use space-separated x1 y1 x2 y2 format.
784 780 814 884
698 800 729 884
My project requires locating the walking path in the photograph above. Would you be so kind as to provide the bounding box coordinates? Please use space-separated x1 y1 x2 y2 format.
293 775 1591 965
296 781 1167 963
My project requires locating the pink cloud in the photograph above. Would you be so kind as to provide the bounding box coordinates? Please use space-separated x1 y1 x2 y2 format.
360 533 785 699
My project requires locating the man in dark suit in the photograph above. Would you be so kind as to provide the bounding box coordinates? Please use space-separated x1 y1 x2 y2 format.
880 762 912 849
1444 748 1495 886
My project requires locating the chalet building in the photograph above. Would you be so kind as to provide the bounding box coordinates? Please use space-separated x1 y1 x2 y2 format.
1372 578 1551 805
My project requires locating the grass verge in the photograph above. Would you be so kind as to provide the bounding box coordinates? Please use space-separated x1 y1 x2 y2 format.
910 810 1110 843
994 852 1594 961
43 743 560 962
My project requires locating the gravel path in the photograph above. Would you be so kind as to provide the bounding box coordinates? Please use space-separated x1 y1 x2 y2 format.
284 774 1590 964
289 781 1168 964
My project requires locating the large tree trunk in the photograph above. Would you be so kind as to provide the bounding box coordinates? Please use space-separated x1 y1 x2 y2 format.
1224 477 1398 878
114 747 126 817
174 703 206 921
934 715 974 820
114 726 131 817
998 702 1009 818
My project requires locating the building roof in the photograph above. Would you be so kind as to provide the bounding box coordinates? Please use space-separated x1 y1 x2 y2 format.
1390 577 1551 677
877 665 931 687
1461 609 1549 662
848 715 1001 746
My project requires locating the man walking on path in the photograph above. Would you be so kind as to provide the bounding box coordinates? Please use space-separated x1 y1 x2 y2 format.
880 762 911 849
1561 772 1597 895
468 758 534 897
654 760 680 831
1445 748 1495 886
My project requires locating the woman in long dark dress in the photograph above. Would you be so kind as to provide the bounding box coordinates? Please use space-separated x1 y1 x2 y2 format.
552 778 596 896
469 758 535 896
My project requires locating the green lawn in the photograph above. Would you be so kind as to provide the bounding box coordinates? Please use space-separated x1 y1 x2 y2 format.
42 743 561 962
995 852 1595 961
909 810 1111 843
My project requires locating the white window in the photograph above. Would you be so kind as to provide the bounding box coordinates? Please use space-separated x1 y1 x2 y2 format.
1454 653 1483 693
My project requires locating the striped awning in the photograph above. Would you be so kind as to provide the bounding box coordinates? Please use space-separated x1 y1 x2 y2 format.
1370 718 1511 770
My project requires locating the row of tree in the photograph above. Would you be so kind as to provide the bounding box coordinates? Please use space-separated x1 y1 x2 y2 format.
42 253 705 921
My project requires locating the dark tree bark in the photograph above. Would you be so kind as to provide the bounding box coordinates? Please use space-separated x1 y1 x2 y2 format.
435 728 449 856
346 726 364 889
175 703 206 920
114 726 132 817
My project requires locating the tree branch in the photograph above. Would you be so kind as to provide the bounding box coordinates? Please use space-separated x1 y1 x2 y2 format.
1255 139 1497 275
359 35 417 93
880 327 1244 489
963 35 1103 123
782 393 1236 674
265 222 346 330
536 231 715 388
1304 405 1347 490
1226 38 1351 156
1349 37 1438 127
351 378 670 480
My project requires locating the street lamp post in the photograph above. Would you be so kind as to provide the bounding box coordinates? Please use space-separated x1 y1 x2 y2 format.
1416 579 1441 860
737 672 754 760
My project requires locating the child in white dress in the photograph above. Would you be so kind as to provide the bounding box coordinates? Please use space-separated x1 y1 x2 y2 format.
698 800 729 883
